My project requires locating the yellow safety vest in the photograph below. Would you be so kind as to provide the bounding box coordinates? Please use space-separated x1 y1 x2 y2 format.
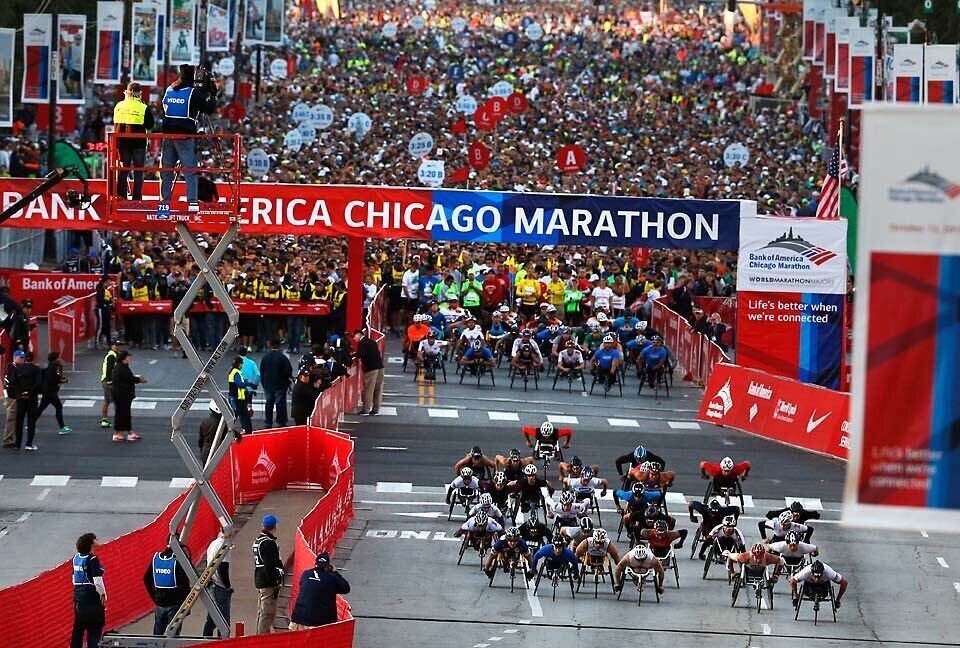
228 367 246 401
333 290 346 308
283 287 301 301
113 97 147 132
101 349 117 382
131 285 149 302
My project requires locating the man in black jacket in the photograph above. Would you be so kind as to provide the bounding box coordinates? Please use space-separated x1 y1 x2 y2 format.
38 351 70 435
9 299 34 352
253 514 283 634
259 338 292 428
143 546 191 636
354 327 384 416
13 350 42 450
289 552 350 629
291 368 323 425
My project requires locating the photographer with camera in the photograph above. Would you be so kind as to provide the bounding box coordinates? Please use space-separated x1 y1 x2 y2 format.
159 64 218 212
113 82 155 201
288 551 350 630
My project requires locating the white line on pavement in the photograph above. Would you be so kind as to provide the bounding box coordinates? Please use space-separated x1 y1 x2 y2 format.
785 497 823 511
377 406 398 416
428 408 459 418
762 623 771 635
607 418 639 428
37 488 51 501
518 620 532 624
937 557 950 569
547 415 578 425
169 477 195 489
0 529 8 539
373 446 408 451
148 359 158 365
15 512 31 523
920 530 929 538
376 482 413 493
473 644 489 648
954 582 960 593
101 476 139 488
668 421 701 430
526 583 543 617
488 411 520 422
487 638 503 642
503 629 519 634
31 475 70 487
63 400 97 408
131 401 158 410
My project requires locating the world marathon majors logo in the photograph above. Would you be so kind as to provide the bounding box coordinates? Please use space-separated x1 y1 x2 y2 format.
251 446 277 485
706 378 733 419
888 167 960 203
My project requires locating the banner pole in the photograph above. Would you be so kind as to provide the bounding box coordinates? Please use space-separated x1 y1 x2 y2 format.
47 12 58 172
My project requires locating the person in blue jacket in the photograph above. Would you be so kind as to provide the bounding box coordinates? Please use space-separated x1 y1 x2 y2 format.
531 534 580 580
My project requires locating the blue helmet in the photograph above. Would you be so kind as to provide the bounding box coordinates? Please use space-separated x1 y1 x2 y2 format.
633 445 647 462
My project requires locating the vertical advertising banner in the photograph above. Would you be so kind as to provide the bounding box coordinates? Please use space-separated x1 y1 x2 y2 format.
924 44 958 105
848 27 875 107
736 216 847 389
845 106 960 532
833 17 857 92
132 2 159 86
824 10 838 78
170 0 197 65
94 2 124 84
206 0 231 51
56 15 86 104
891 44 923 104
813 0 827 66
0 29 13 127
802 0 815 60
21 14 52 103
245 0 284 45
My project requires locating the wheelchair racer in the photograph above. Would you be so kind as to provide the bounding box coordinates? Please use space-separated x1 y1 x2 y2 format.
614 544 665 595
416 330 445 380
548 491 587 527
759 510 813 543
446 467 481 504
706 515 746 575
555 339 585 376
701 456 751 483
453 446 496 479
591 334 622 392
511 329 544 363
486 312 510 355
637 336 669 386
480 471 516 511
532 534 580 581
575 528 621 568
495 448 534 482
689 498 741 558
511 340 542 374
404 314 432 360
615 444 667 479
790 560 848 609
523 421 572 451
454 510 503 544
623 504 676 545
564 467 608 501
456 315 485 357
612 481 648 515
765 499 822 525
459 337 495 375
723 543 785 583
508 464 555 515
640 519 688 557
767 530 818 576
484 526 535 580
558 455 601 480
468 492 505 527
627 462 675 499
519 511 553 550
558 515 594 546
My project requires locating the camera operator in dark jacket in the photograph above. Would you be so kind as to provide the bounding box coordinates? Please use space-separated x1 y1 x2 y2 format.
289 552 350 630
143 546 191 636
159 64 218 210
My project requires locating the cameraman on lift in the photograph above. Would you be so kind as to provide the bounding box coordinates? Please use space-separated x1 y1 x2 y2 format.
159 64 218 212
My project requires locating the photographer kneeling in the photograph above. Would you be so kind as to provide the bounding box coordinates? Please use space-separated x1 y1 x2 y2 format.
160 64 218 212
288 552 350 630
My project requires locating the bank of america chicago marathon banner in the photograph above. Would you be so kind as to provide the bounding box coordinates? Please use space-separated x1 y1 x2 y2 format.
736 215 847 389
845 106 960 532
21 14 52 104
94 2 124 85
0 178 754 249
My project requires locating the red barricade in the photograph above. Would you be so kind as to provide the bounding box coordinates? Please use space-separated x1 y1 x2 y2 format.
698 363 849 460
47 293 97 364
203 618 355 647
115 299 332 316
651 298 729 387
0 269 105 316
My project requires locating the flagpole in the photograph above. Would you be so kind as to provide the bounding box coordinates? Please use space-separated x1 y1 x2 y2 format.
837 118 844 219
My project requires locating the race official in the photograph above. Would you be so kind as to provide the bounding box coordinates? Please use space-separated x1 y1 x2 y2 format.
159 64 217 210
253 514 284 634
99 339 122 430
198 399 222 463
71 532 107 648
291 368 321 425
289 552 351 629
113 81 155 200
12 350 41 450
228 356 253 434
143 546 190 636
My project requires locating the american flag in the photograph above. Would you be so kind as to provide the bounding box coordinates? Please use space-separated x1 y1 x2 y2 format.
816 129 847 220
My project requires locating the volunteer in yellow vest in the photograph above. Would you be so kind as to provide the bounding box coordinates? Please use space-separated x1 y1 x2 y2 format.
99 339 123 429
228 356 252 434
113 82 155 200
283 279 304 354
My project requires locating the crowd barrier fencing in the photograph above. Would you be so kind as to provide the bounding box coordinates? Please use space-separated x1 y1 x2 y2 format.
115 298 333 317
651 298 730 388
697 362 850 461
0 269 105 317
47 292 97 364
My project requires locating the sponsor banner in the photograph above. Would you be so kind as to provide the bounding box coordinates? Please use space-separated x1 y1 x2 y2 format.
812 0 826 65
245 0 284 45
170 0 196 65
0 179 752 250
48 307 75 363
802 0 816 60
0 29 13 127
891 44 923 103
846 106 960 531
924 44 958 105
737 215 847 295
833 17 856 92
206 0 230 51
56 15 86 105
823 9 839 78
21 14 52 103
115 298 332 316
698 363 848 461
94 2 124 84
232 428 291 503
0 270 105 316
848 27 875 107
132 2 159 86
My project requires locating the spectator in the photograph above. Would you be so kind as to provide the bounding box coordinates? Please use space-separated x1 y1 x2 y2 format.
38 350 71 435
12 350 41 450
111 349 147 442
198 400 222 463
202 529 233 638
143 545 190 636
2 350 23 448
259 338 293 429
99 339 122 431
95 277 115 348
354 327 384 416
9 299 34 352
239 347 261 414
288 551 350 630
291 368 321 425
71 532 107 648
253 514 284 635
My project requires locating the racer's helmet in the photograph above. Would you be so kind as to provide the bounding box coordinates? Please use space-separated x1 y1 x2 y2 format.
708 498 722 514
720 457 735 472
785 531 800 546
523 464 538 476
505 527 520 540
460 467 474 479
479 493 493 508
579 516 594 532
722 515 737 528
558 491 574 506
571 456 583 468
581 468 594 481
751 543 766 561
789 500 804 514
631 545 647 561
552 534 567 549
539 421 555 437
644 504 659 519
472 338 482 350
509 448 521 462
493 471 507 487
471 446 483 458
631 482 645 497
810 560 825 577
778 511 794 528
592 528 608 544
632 445 647 461
475 511 488 526
652 520 668 537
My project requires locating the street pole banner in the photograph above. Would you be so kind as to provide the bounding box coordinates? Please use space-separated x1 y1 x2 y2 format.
0 178 754 250
170 0 197 65
891 44 923 104
833 17 857 92
848 27 875 107
924 44 958 105
56 15 86 105
736 215 847 389
94 2 124 85
845 105 960 532
21 14 52 103
802 0 816 60
132 2 159 86
206 0 230 51
0 29 13 127
812 0 827 65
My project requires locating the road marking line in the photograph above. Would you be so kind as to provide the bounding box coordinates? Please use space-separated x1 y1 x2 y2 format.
148 359 158 365
921 530 929 538
169 477 195 489
954 582 960 593
427 408 459 418
937 557 950 569
131 400 157 410
376 482 413 493
762 623 771 635
503 629 519 634
37 488 51 501
760 594 769 610
665 492 687 505
63 400 96 407
607 418 639 428
668 421 701 429
15 512 31 523
518 620 532 624
488 638 503 642
373 446 407 451
489 411 520 422
387 357 403 364
785 497 823 511
0 528 7 539
101 476 139 488
377 406 398 416
720 438 735 446
741 495 755 508
526 585 543 617
418 383 424 407
31 475 70 487
474 644 489 647
547 415 578 425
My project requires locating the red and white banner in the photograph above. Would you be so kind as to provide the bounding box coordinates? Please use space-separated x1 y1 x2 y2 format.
698 363 849 461
115 298 332 316
94 1 124 84
21 14 52 104
47 307 75 363
833 17 857 92
0 270 104 316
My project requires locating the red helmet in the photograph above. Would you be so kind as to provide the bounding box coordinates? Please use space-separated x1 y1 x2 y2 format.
751 543 766 561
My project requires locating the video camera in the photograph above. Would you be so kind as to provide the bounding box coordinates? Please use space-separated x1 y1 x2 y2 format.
194 65 219 97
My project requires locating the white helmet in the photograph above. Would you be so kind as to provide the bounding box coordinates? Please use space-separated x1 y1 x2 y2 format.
558 491 574 505
592 528 607 543
539 421 555 436
778 511 794 528
460 467 473 479
479 493 493 507
720 457 735 472
631 545 647 561
639 461 651 472
596 312 608 322
523 464 537 476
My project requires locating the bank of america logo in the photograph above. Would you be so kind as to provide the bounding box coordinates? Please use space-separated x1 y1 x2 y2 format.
904 168 960 199
761 228 837 265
